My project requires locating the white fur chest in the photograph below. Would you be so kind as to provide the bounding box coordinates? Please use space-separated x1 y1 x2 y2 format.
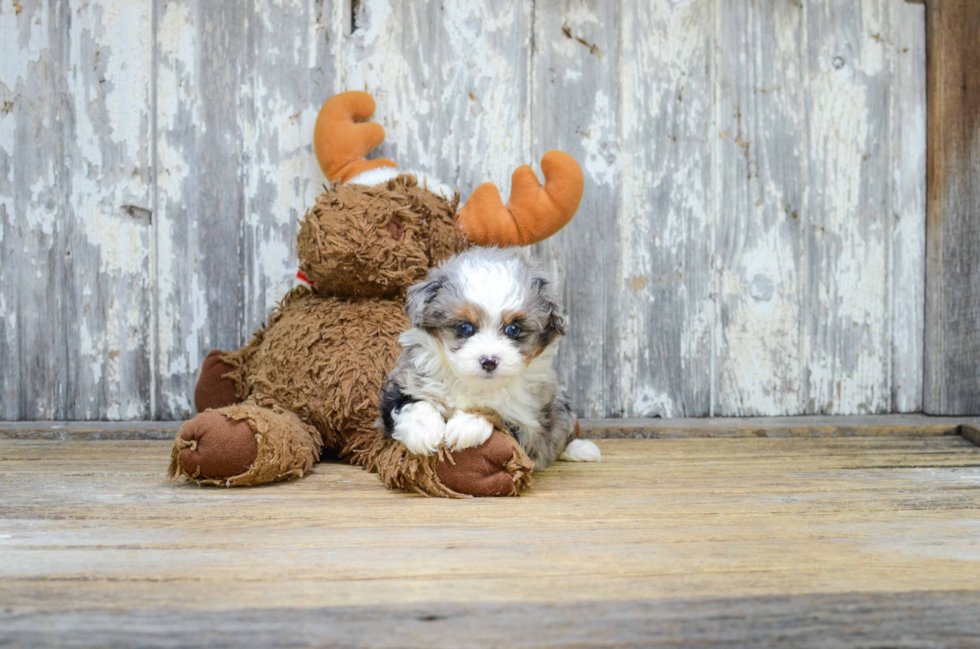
441 376 546 435
399 329 558 434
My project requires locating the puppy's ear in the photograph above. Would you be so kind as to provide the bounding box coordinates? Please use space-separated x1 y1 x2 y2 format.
534 277 567 343
405 275 444 327
547 299 567 338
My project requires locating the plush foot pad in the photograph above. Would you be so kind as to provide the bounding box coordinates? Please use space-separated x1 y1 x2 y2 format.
172 412 258 481
169 404 322 487
194 350 242 412
434 430 534 497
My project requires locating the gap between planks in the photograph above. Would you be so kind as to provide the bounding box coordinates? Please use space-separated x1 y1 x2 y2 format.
2 415 980 443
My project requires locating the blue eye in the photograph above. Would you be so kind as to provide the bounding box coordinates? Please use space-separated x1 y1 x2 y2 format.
505 323 521 338
456 322 474 337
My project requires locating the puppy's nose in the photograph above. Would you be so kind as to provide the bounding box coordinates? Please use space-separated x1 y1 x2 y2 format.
480 356 499 372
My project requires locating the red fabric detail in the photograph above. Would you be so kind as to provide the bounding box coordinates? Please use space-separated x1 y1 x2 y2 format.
296 269 314 287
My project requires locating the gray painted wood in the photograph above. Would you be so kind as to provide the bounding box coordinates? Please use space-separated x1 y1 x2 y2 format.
154 0 250 418
924 0 980 415
239 0 339 342
65 1 155 421
535 0 715 418
714 0 926 416
338 0 533 203
1 0 154 420
622 0 716 418
1 0 931 420
531 0 624 419
805 0 893 414
715 0 808 416
890 1 926 414
0 1 67 420
153 0 337 418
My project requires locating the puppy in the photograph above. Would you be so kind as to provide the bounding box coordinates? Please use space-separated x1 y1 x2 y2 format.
379 247 601 468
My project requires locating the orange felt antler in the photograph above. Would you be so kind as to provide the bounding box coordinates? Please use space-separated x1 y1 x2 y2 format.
456 150 584 247
314 91 397 184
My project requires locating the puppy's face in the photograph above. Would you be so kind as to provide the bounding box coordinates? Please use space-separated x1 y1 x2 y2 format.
405 249 566 387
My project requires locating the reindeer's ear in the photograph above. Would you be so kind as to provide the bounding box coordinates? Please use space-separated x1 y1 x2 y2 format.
457 150 583 247
314 91 398 183
405 275 445 328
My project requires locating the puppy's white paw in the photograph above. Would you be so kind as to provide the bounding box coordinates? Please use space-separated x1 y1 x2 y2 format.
444 412 494 451
391 402 446 456
559 439 601 462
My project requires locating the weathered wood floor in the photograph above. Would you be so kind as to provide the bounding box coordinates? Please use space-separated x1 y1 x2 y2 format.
2 429 980 647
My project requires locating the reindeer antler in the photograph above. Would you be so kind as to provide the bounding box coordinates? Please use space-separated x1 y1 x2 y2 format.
457 151 584 247
314 91 397 184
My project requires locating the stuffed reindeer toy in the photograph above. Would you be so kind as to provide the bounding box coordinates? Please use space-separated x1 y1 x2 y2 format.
169 91 583 497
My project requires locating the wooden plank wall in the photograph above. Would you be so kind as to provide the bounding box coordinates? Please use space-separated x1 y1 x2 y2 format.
923 0 980 415
0 0 927 421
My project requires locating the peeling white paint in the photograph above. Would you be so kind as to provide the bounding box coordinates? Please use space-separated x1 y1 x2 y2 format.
0 0 928 420
154 0 205 405
582 91 617 188
889 0 926 413
156 2 199 130
0 2 49 89
67 0 152 277
27 174 56 235
807 24 889 414
632 386 676 419
340 0 532 199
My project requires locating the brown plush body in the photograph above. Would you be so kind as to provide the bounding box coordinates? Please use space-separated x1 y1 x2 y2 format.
169 178 533 496
168 91 581 497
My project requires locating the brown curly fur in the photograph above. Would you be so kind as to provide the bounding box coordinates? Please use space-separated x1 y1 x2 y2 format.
169 175 535 496
298 178 463 297
223 288 409 451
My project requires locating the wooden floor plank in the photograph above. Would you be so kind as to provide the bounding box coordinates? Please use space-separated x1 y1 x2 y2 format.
4 591 980 648
1 436 980 646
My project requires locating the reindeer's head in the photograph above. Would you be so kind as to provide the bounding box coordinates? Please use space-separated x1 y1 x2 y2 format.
297 91 583 298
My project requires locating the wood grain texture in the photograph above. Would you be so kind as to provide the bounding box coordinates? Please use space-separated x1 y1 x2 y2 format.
153 0 247 418
1 0 154 419
620 0 715 418
805 0 891 414
153 0 337 418
240 1 339 358
924 0 980 415
2 0 930 420
5 592 980 648
531 0 622 419
337 0 533 200
715 0 926 416
714 0 807 416
532 0 715 419
890 0 927 413
67 0 155 421
0 420 181 440
960 424 980 448
0 1 65 420
2 435 980 645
